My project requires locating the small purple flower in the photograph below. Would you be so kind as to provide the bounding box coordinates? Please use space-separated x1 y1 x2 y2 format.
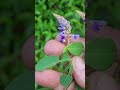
60 39 65 43
91 20 107 32
72 34 80 39
59 31 66 41
93 22 100 31
53 13 72 43
59 31 66 35
58 26 65 31
53 13 72 31
53 13 80 43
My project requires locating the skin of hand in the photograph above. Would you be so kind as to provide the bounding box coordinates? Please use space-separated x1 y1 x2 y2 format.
22 36 34 70
21 25 120 90
86 23 120 90
89 72 120 90
86 24 120 62
35 35 85 90
21 25 120 71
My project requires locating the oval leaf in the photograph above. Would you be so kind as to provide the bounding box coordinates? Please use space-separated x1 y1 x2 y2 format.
61 52 71 61
35 55 59 71
86 38 117 70
65 64 73 75
60 74 73 87
67 42 84 56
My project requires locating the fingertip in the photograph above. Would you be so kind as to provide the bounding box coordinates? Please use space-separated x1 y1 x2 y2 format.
44 40 65 56
35 70 61 89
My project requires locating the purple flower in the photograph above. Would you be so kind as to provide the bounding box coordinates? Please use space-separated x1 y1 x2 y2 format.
58 26 65 31
53 13 72 43
90 20 107 32
59 31 66 42
53 13 80 43
53 13 72 31
60 39 65 43
72 34 80 39
93 22 100 31
93 22 104 31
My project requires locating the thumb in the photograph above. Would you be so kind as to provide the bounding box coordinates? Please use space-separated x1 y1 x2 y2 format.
72 56 85 89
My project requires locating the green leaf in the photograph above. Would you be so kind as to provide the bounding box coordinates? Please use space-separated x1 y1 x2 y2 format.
67 42 84 56
60 74 73 87
57 52 71 72
65 64 73 75
86 38 117 70
35 55 59 71
61 52 71 61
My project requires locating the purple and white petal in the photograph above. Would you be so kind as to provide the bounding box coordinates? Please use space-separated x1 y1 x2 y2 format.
72 34 80 39
53 13 72 31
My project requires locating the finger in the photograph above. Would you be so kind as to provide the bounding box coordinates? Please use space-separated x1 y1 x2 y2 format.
54 80 75 90
35 70 75 90
87 24 120 61
35 70 61 89
67 82 76 90
44 40 65 56
72 56 85 89
21 36 34 70
89 72 120 90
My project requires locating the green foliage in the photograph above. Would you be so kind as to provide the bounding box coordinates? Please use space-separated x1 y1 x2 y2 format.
86 38 117 70
35 42 84 88
60 74 73 87
87 0 120 29
0 0 34 89
35 56 59 71
35 54 72 71
67 42 84 56
65 64 73 75
61 52 71 61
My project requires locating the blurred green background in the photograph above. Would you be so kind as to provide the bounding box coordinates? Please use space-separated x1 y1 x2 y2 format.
0 0 34 89
87 0 120 29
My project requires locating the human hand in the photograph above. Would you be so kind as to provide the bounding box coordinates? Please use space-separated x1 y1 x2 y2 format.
86 23 120 62
35 35 85 90
89 71 120 90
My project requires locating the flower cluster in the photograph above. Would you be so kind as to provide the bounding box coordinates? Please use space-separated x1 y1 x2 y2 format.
87 20 107 32
53 13 80 43
92 20 107 31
